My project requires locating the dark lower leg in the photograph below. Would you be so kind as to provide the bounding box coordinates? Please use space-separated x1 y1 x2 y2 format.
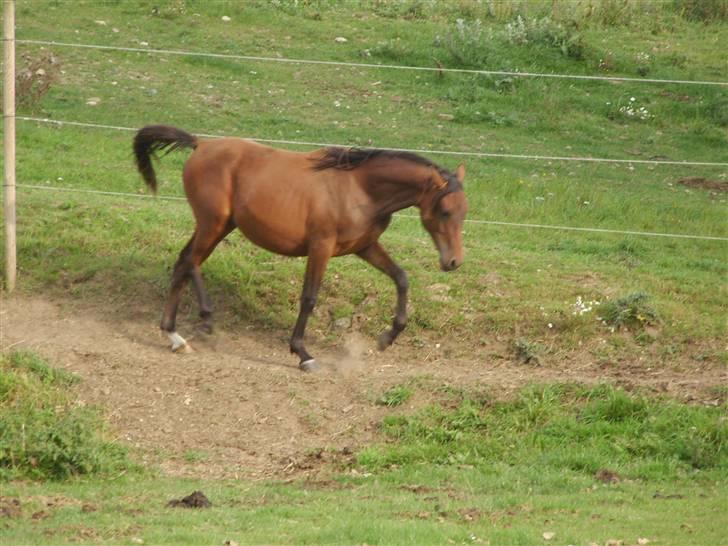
187 219 235 334
191 268 213 333
289 242 333 370
290 295 315 365
160 236 195 334
357 242 408 350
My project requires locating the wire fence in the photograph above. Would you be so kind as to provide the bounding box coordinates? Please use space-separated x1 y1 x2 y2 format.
18 38 728 87
17 183 728 242
12 31 728 245
18 116 728 168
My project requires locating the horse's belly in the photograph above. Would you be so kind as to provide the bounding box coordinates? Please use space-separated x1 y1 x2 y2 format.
236 219 308 256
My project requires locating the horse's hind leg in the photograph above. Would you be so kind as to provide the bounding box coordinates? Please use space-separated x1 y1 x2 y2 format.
289 239 335 371
190 218 235 334
356 242 408 351
160 217 235 351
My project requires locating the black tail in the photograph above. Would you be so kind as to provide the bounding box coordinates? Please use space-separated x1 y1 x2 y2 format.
133 125 197 193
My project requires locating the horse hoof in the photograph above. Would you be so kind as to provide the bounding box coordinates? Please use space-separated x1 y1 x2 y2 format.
173 343 193 354
299 359 318 372
198 322 213 335
377 332 392 351
167 331 192 353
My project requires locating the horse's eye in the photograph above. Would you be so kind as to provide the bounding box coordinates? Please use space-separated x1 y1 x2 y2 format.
440 210 451 219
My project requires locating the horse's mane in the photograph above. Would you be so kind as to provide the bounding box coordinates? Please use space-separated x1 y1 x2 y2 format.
312 147 461 192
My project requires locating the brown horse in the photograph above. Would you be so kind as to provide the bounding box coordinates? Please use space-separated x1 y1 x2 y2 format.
133 125 467 371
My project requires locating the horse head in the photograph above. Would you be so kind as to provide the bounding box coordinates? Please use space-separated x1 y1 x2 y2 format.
419 164 467 271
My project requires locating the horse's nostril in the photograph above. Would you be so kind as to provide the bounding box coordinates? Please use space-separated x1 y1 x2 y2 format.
449 258 457 270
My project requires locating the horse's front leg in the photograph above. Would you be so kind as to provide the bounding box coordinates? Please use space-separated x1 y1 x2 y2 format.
290 240 334 372
356 242 408 350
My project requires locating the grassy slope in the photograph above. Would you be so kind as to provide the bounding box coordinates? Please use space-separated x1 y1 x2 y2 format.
1 3 727 542
3 1 726 366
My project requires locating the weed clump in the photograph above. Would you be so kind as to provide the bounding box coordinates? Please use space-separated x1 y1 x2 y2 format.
16 51 61 112
377 384 413 407
435 18 492 68
0 351 131 481
514 338 542 365
503 15 584 59
600 292 660 330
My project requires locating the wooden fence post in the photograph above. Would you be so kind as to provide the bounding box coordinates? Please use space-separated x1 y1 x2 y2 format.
3 0 17 292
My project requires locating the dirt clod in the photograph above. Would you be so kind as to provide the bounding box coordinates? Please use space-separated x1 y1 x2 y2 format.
595 469 621 483
166 491 212 509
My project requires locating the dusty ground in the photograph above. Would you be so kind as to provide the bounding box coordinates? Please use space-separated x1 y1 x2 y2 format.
0 294 725 480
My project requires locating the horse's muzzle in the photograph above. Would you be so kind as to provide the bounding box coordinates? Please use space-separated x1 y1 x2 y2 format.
440 257 461 272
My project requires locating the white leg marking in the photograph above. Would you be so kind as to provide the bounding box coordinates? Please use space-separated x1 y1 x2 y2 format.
167 331 188 352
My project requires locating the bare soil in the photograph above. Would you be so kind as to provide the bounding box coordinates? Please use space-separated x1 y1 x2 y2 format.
1 294 725 479
677 177 728 193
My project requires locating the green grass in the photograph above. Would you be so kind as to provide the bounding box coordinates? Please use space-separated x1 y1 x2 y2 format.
0 352 131 481
359 384 727 480
0 3 727 542
1 383 726 545
1 0 725 367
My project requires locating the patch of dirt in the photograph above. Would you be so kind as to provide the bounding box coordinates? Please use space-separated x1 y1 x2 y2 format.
677 177 728 193
595 469 621 484
0 294 725 480
0 497 22 519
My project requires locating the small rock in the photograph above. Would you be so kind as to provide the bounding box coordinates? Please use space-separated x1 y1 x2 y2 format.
437 113 455 121
94 20 107 26
333 317 351 329
605 540 623 546
223 541 238 546
334 36 348 43
637 539 650 546
131 538 144 545
542 532 555 540
427 283 451 292
86 97 101 106
221 15 231 22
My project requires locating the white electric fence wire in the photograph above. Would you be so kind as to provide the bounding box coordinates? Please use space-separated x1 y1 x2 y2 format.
18 116 728 167
17 39 728 87
17 184 728 242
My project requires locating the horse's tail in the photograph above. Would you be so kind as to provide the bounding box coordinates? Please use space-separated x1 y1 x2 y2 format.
133 125 198 193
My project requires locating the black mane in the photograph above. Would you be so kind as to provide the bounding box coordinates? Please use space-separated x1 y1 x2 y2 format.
312 147 461 193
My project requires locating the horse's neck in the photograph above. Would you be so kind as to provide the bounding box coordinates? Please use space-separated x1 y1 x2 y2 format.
362 162 431 216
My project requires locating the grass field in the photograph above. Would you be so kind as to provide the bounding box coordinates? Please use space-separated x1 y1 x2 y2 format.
1 0 727 544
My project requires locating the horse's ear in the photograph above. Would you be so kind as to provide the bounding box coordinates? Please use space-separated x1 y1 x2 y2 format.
432 170 447 189
454 164 466 183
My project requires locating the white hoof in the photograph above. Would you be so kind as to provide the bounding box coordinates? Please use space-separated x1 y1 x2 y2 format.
168 332 191 353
